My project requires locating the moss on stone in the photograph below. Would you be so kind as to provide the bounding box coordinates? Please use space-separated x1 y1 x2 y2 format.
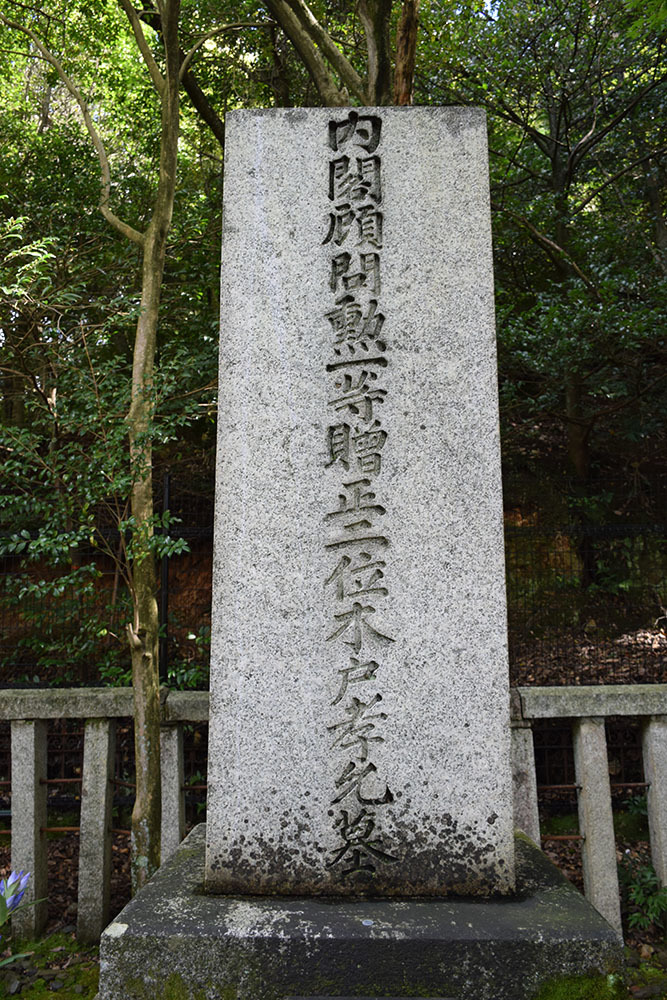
126 973 210 1000
531 972 627 1000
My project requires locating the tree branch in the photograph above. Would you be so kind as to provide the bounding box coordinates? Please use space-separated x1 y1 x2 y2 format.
357 0 393 105
282 0 368 103
136 7 226 148
117 0 165 94
568 78 667 176
264 0 349 105
0 13 145 247
179 22 272 80
492 201 602 300
394 0 420 106
572 144 667 215
181 66 225 148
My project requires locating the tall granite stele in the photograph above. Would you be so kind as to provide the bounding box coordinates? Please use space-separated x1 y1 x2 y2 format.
97 108 622 1000
205 105 515 899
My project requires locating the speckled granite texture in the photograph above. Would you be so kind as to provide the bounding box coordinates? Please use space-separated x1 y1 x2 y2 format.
207 106 514 896
97 827 623 1000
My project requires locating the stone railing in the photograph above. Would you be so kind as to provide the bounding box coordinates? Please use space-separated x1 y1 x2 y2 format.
512 684 667 938
2 688 208 943
2 684 666 942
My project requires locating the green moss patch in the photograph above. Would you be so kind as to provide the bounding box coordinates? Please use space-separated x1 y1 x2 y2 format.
0 931 99 999
532 972 628 1000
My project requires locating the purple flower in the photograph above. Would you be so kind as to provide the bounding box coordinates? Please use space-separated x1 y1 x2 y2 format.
0 871 30 913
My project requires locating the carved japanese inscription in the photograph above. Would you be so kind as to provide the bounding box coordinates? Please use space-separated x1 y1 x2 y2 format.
324 111 398 880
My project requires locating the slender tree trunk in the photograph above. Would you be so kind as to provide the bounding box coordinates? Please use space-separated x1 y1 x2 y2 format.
125 0 181 892
127 225 164 891
565 374 590 483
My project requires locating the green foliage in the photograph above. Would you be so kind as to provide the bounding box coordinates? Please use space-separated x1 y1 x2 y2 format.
625 794 649 818
419 0 667 517
0 0 665 687
619 854 667 932
167 625 210 690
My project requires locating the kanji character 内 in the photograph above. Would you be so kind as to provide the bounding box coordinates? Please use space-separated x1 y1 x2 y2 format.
329 111 382 154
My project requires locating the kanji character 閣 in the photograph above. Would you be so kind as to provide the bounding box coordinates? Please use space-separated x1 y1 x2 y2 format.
329 157 382 206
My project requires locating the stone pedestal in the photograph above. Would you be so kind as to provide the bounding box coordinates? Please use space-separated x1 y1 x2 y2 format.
98 826 622 1000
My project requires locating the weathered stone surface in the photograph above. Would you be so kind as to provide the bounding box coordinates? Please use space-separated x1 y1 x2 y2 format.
77 718 116 943
206 106 514 897
162 690 209 723
519 684 667 719
642 717 667 886
0 688 134 720
10 719 48 938
572 717 622 938
97 826 623 1000
511 721 541 845
160 724 185 862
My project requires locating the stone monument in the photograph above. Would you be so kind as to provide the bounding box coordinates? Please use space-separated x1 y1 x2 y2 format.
97 107 623 1000
205 105 514 899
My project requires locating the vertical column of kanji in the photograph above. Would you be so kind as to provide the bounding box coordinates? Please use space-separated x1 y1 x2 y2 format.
322 111 399 882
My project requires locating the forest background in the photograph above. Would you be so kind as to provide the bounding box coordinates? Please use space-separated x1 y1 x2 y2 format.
0 0 665 885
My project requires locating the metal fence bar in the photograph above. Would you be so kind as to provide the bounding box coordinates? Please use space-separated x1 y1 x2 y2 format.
10 719 48 939
572 716 622 938
77 718 116 943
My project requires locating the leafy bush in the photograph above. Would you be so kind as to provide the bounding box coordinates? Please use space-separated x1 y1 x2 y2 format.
619 853 667 932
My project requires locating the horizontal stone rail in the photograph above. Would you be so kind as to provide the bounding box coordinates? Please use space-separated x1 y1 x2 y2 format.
3 689 207 943
2 685 665 942
511 684 667 939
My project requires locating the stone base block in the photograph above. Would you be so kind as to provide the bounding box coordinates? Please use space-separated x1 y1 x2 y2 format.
98 826 622 1000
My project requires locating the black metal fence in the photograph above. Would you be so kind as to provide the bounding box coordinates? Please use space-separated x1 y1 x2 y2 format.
506 524 666 686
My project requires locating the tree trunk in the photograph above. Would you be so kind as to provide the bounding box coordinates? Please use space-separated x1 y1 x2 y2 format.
565 374 598 587
125 0 181 892
127 226 164 892
565 375 590 484
357 0 393 105
394 0 420 106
